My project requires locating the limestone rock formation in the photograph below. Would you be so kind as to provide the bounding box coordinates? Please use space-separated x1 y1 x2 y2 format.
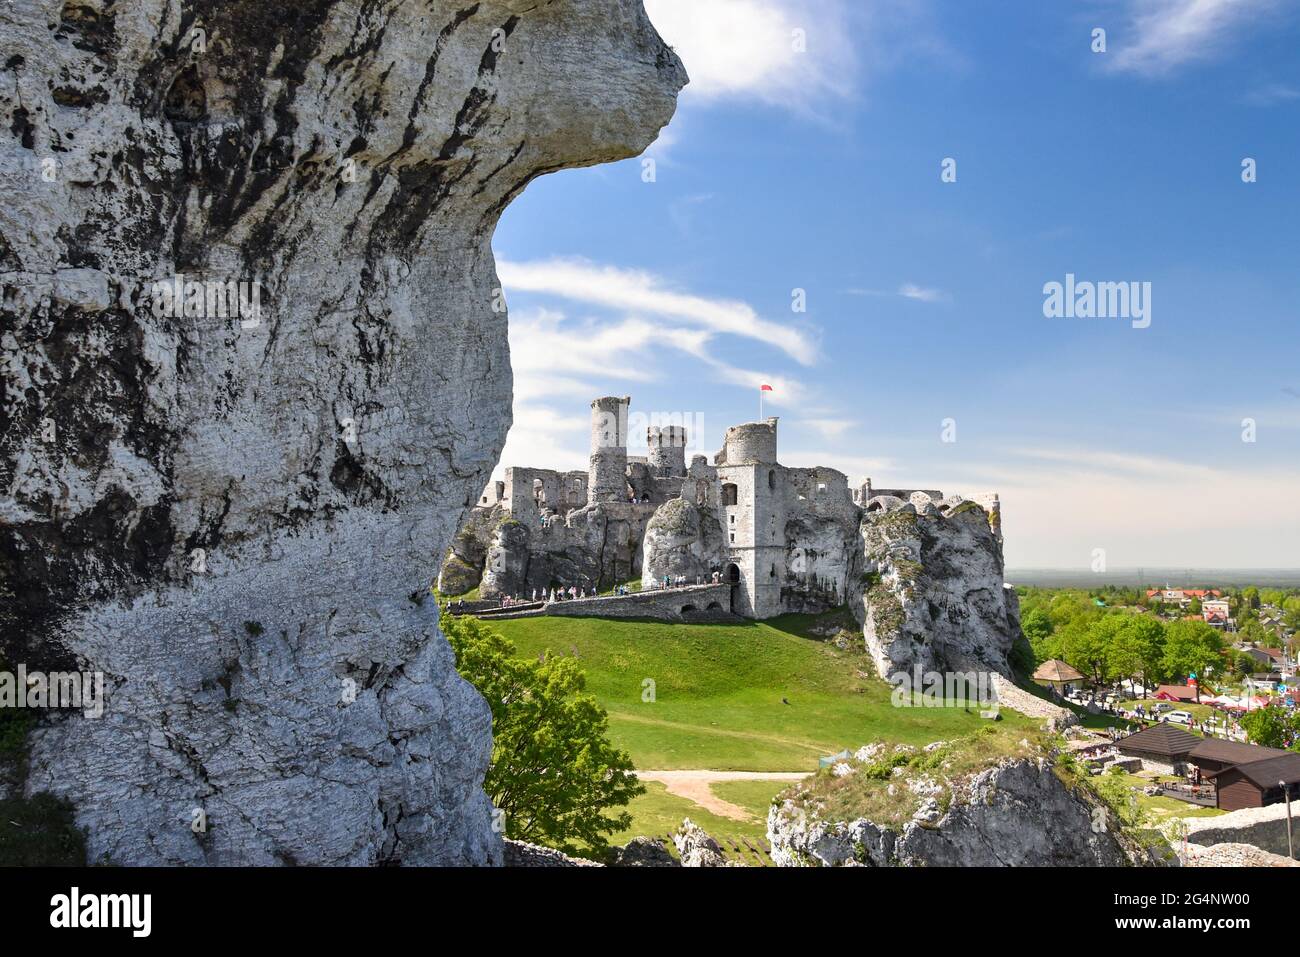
673 818 732 867
640 498 725 585
1 0 683 864
481 502 651 598
609 835 678 867
856 503 1019 679
438 502 505 597
768 754 1133 867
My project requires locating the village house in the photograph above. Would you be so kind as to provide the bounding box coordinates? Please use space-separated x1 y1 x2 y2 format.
1152 684 1199 704
1206 753 1300 811
1186 739 1289 780
1201 598 1231 625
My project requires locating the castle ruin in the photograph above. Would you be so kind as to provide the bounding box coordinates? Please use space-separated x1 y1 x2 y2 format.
441 396 1005 624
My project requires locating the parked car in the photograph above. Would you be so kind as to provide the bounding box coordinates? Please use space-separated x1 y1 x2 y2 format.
1165 710 1193 725
1152 702 1174 713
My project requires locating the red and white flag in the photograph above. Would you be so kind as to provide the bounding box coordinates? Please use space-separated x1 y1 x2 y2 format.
760 383 773 392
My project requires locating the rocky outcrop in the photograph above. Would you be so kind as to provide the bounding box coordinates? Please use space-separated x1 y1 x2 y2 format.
482 502 654 598
768 750 1133 867
438 503 505 596
2 0 682 864
640 498 725 587
856 503 1018 679
609 835 678 867
782 506 862 613
673 818 733 867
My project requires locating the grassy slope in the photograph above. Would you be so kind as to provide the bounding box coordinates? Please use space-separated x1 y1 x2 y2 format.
486 611 1033 772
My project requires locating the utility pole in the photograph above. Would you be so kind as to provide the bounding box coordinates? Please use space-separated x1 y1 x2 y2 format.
1283 781 1294 861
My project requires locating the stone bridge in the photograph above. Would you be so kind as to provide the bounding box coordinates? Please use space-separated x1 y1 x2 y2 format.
546 583 735 622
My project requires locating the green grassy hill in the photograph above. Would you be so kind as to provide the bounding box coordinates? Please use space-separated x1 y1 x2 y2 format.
485 610 1033 772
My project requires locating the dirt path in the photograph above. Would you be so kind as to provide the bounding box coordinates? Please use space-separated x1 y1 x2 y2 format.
638 769 809 821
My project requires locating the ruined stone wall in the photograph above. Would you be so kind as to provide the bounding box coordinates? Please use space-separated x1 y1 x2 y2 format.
1 0 683 865
549 583 733 622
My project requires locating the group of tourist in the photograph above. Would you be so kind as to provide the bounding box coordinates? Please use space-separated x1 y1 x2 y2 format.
646 574 702 591
533 585 598 603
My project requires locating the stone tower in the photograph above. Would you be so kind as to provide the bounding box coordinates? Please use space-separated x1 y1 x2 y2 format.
715 417 785 618
588 396 631 504
647 425 688 477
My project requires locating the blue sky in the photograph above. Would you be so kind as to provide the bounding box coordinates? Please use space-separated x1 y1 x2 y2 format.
491 0 1300 569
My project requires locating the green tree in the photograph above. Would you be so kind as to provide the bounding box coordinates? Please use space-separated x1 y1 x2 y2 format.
442 613 643 854
1237 619 1268 646
1283 597 1300 632
1060 614 1118 686
1232 651 1255 680
1020 608 1055 662
1240 705 1300 751
1162 620 1225 700
1108 616 1165 698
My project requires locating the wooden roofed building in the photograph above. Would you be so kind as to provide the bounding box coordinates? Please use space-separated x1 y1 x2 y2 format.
1032 659 1085 695
1207 753 1300 811
1115 724 1201 774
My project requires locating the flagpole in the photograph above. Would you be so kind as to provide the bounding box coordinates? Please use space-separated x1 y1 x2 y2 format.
759 387 763 421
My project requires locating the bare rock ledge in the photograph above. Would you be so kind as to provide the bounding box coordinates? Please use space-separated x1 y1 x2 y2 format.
1 0 682 865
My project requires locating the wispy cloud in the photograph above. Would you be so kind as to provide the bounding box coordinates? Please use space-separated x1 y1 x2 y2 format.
498 257 818 365
644 0 859 112
898 283 949 303
1243 82 1300 105
843 284 950 303
1106 0 1286 76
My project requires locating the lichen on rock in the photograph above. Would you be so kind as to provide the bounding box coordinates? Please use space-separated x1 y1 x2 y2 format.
1 0 683 865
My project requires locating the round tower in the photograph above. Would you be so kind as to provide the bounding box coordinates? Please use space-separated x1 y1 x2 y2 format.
647 425 688 477
588 396 630 504
722 417 778 465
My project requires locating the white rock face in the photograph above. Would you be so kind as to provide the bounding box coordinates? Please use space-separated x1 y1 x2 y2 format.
1 0 682 864
768 757 1133 867
857 504 1019 678
640 498 726 586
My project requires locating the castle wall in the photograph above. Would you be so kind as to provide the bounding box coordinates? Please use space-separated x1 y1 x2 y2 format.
548 583 734 622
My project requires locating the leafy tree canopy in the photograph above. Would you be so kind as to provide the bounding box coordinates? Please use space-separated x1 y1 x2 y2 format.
442 613 643 855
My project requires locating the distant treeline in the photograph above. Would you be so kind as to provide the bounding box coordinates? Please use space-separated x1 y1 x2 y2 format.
1014 586 1300 693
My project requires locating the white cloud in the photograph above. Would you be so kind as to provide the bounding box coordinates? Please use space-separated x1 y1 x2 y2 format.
644 0 858 111
1107 0 1285 76
898 283 948 303
498 257 818 365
